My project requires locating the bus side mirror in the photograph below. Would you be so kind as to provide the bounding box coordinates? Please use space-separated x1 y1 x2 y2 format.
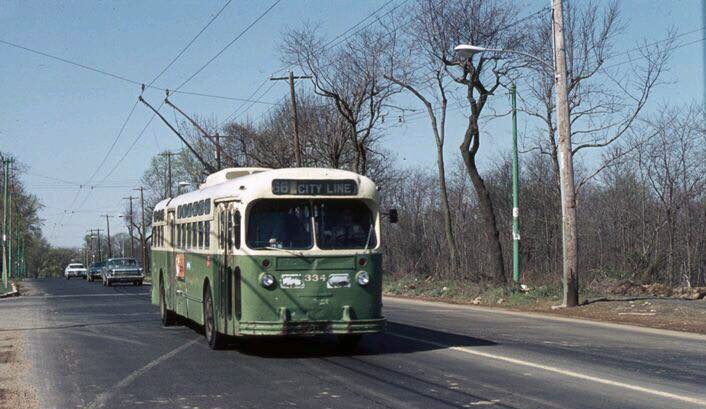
388 209 398 224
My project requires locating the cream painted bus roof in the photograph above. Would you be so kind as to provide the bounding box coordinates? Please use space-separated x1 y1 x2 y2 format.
153 167 377 213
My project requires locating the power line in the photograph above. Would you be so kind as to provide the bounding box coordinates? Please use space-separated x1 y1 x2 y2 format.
173 0 283 92
228 0 407 125
0 38 274 104
147 0 233 87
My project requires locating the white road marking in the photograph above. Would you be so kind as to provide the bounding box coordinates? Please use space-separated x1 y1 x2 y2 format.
85 338 199 409
390 332 706 407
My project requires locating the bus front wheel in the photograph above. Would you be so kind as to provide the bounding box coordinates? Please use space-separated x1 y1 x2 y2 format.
203 285 226 350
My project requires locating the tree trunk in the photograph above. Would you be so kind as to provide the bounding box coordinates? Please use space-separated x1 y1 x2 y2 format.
460 122 506 284
436 142 459 273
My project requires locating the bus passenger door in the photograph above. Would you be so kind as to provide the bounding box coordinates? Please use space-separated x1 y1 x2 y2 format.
216 203 232 334
167 210 177 313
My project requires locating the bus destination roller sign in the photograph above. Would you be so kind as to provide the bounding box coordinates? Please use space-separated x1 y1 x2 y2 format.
272 179 358 196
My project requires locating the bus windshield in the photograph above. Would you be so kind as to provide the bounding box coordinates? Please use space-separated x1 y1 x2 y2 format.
246 199 375 250
315 200 375 249
247 200 313 249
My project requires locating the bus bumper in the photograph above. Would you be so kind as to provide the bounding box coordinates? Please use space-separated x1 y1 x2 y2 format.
237 318 385 336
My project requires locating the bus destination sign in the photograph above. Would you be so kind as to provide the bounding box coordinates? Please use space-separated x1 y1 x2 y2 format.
272 179 358 196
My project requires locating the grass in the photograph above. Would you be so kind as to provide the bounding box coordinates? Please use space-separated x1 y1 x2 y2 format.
383 273 570 308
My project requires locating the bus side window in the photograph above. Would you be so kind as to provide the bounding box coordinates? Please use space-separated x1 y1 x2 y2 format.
227 210 233 248
187 223 192 248
198 221 204 248
233 211 241 249
170 222 174 248
177 224 181 248
205 221 210 248
192 222 197 248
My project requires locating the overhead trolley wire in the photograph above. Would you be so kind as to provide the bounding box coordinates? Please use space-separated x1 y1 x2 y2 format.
0 38 273 105
100 0 284 184
172 0 283 92
147 0 233 87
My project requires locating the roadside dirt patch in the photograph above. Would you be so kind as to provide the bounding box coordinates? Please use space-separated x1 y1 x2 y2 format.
520 298 706 334
0 350 15 364
386 292 706 335
0 333 38 409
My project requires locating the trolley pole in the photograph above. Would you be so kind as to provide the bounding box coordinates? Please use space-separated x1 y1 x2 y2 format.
103 215 112 259
134 187 147 270
124 196 136 258
511 83 521 284
270 71 312 167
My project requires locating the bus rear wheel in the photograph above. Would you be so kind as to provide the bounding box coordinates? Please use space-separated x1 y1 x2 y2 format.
160 277 177 327
203 285 226 350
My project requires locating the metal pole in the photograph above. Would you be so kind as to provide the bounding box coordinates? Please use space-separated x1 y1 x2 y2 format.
511 83 521 284
2 159 9 288
8 191 11 278
105 215 112 259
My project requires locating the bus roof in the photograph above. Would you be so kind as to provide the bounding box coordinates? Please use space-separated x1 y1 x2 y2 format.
153 167 377 213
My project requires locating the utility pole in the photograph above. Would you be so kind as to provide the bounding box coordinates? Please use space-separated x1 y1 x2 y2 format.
160 151 176 197
123 196 136 258
270 71 312 167
552 0 579 307
102 215 112 259
511 83 521 284
134 187 147 270
215 133 222 170
95 229 102 262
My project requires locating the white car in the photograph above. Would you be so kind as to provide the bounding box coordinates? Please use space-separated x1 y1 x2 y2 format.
64 263 87 279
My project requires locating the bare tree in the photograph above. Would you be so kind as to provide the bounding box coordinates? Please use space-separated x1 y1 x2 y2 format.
410 0 526 284
383 3 460 274
281 24 398 175
522 1 673 193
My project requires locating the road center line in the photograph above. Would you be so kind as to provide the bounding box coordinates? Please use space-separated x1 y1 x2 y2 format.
389 332 706 407
85 338 199 409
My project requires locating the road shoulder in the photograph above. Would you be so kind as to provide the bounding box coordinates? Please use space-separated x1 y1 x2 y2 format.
384 295 706 340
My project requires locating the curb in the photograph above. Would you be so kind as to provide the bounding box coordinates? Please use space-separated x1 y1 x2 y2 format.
0 282 19 298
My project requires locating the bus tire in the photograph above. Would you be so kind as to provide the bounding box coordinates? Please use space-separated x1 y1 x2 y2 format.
160 276 177 326
203 285 225 350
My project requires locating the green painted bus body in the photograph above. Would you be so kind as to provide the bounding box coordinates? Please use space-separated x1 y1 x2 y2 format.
151 249 384 336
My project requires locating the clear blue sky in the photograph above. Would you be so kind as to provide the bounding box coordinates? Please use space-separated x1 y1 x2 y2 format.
0 0 703 247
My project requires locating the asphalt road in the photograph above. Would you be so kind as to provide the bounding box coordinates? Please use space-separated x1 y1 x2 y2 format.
1 278 705 409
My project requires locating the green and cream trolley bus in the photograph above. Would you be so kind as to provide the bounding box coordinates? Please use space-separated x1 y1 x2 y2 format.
151 167 392 349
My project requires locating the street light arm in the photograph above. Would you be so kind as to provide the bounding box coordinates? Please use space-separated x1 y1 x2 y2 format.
480 48 554 71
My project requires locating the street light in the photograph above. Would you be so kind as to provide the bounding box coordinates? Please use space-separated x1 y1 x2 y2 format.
453 44 553 70
456 30 577 306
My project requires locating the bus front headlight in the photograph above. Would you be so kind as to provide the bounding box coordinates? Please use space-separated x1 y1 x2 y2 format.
260 273 276 288
356 271 370 286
